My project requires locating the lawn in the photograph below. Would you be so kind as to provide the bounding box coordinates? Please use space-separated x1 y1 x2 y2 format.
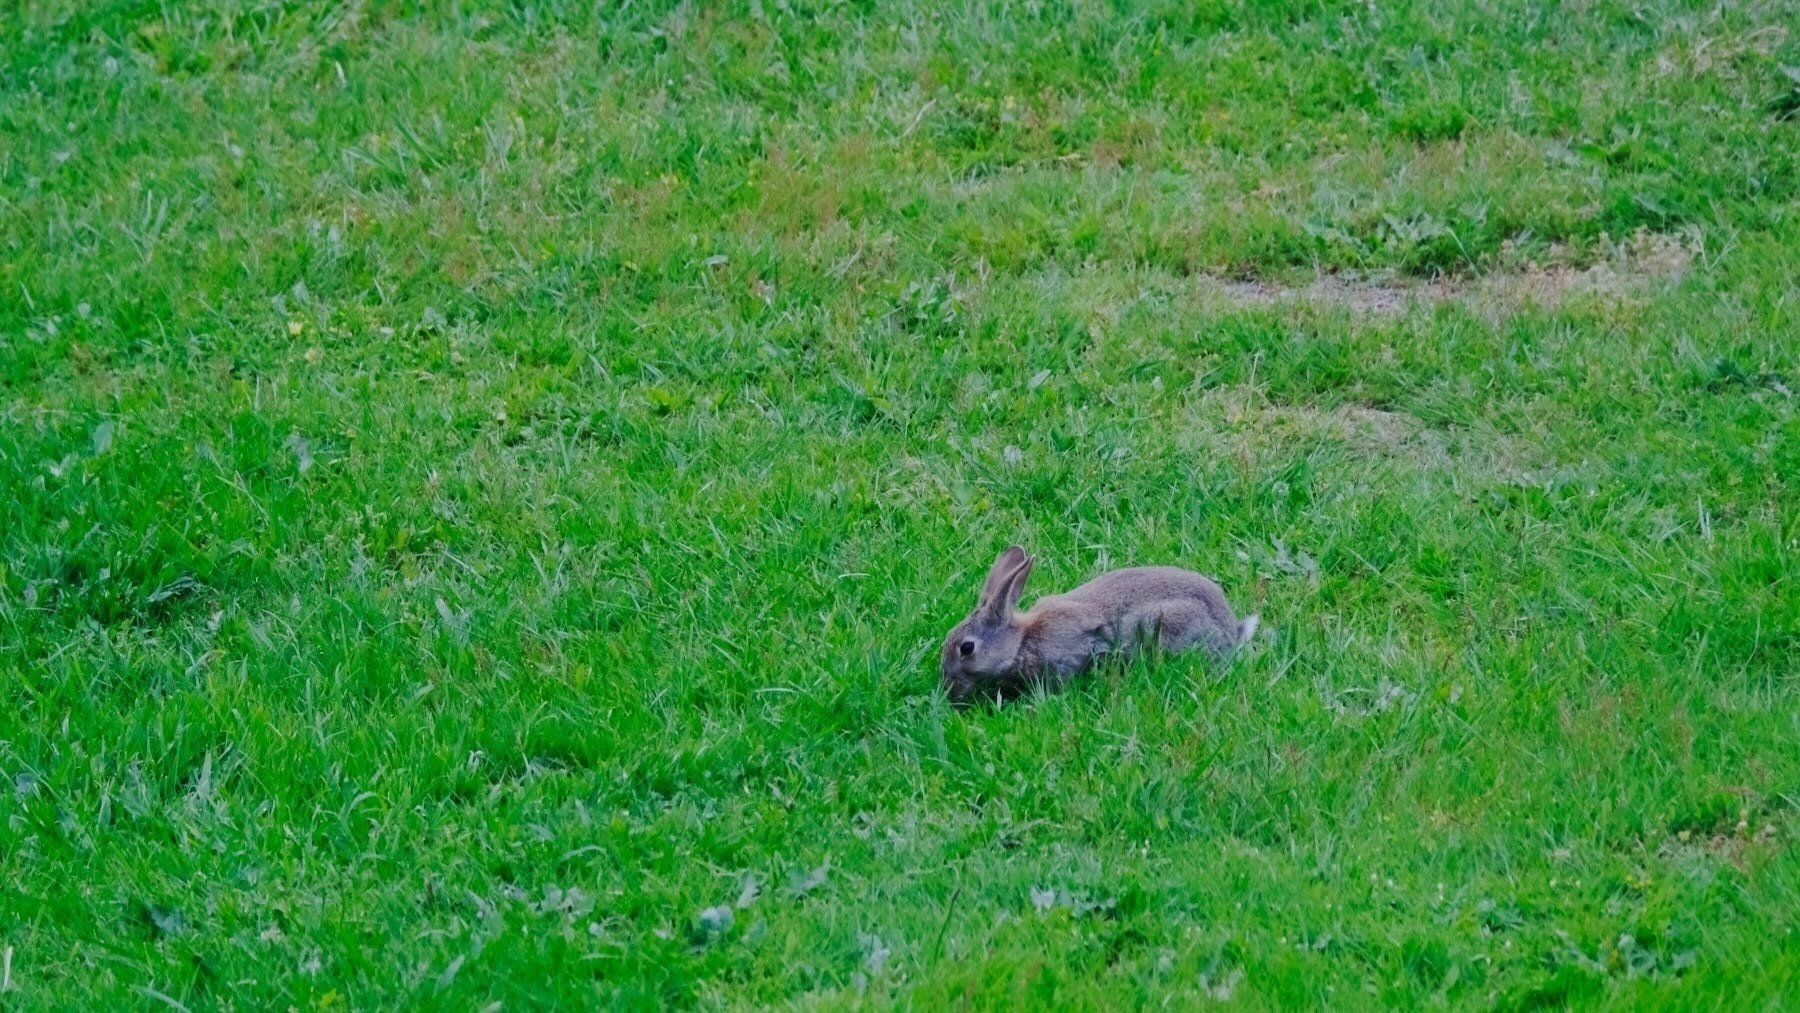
3 0 1798 1007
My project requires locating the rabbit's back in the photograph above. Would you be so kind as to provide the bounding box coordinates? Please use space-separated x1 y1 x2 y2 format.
1062 566 1228 604
1027 566 1242 658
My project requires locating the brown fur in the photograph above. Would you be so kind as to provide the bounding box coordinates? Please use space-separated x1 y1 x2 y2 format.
940 546 1258 705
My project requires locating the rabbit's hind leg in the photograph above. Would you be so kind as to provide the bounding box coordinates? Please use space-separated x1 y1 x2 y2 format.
1148 600 1240 658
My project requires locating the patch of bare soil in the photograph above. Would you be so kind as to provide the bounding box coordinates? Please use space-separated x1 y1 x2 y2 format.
1199 229 1696 315
1658 822 1782 870
1200 389 1539 480
1233 400 1440 464
1293 404 1458 467
1333 405 1441 452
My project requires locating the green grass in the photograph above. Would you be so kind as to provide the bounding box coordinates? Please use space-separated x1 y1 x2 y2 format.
3 0 1798 1007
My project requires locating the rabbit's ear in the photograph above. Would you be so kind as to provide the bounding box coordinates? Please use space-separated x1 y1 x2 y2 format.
989 551 1033 616
979 545 1029 605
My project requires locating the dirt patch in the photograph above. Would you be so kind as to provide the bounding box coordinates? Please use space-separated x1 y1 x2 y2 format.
1283 404 1456 466
1335 405 1450 460
1658 823 1782 870
1199 229 1696 315
1196 391 1540 479
1321 404 1562 482
1227 400 1452 464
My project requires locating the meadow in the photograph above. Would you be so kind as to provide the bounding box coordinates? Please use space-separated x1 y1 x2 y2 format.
2 0 1798 1007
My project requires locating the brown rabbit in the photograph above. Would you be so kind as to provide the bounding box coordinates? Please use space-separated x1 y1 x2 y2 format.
939 545 1258 704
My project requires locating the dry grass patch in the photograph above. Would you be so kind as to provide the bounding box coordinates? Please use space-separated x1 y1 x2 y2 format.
1197 228 1698 316
1659 822 1784 872
1185 387 1543 484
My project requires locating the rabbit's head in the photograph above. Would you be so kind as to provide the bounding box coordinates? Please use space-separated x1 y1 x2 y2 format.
940 545 1035 704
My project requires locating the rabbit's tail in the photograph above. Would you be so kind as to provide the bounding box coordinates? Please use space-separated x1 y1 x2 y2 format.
1236 615 1261 645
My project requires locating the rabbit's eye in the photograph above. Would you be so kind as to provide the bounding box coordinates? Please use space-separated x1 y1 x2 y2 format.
958 639 976 657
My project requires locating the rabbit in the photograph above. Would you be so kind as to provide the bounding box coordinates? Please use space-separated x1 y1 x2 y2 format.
939 545 1258 705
